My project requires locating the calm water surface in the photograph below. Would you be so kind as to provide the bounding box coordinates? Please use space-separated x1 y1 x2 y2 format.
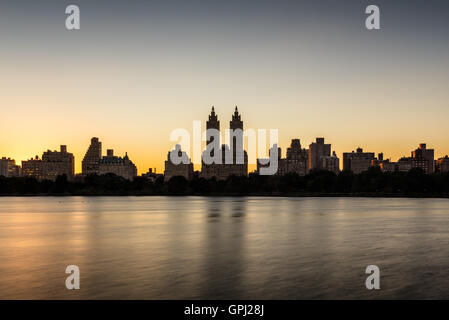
1 196 449 299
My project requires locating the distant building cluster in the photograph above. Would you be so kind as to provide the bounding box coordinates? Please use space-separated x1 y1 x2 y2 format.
0 138 139 181
257 138 339 176
81 137 137 180
1 108 449 181
162 107 447 181
21 145 74 181
345 143 437 174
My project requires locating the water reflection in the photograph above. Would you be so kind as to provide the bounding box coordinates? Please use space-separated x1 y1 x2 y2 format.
1 196 449 299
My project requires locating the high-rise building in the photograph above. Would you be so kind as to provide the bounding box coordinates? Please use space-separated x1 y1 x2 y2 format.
0 157 21 177
436 156 449 173
411 143 434 174
273 139 309 176
201 106 248 180
343 147 375 174
201 106 221 179
308 138 332 171
230 106 244 164
98 149 137 180
321 151 340 174
282 139 309 175
82 137 102 176
22 145 74 180
164 144 194 181
206 106 220 145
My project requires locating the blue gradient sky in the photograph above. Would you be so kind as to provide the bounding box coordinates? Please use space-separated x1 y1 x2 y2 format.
1 0 448 173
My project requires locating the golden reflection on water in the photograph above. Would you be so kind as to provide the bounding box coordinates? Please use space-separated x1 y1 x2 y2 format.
1 196 449 299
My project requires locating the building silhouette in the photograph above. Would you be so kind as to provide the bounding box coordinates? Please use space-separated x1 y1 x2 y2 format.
81 137 137 180
257 139 308 176
82 137 102 176
0 157 21 177
283 139 309 175
200 106 248 180
21 145 74 181
164 144 193 181
308 138 339 173
436 156 449 173
395 157 413 172
380 144 435 174
142 168 163 182
343 147 375 174
98 149 137 180
258 138 339 175
411 143 434 174
373 153 396 172
321 151 340 174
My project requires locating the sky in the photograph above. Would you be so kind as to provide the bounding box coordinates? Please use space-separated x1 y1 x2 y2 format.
0 0 448 173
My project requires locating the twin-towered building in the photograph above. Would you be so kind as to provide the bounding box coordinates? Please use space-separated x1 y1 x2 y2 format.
164 106 249 181
164 107 340 180
2 109 449 181
200 106 248 180
162 108 446 180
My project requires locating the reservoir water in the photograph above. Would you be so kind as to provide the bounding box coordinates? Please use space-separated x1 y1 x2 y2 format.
1 196 449 299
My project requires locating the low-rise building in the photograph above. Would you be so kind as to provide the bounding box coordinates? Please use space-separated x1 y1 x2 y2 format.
343 147 375 174
142 168 163 182
98 149 137 180
396 157 413 172
379 160 396 172
165 145 194 181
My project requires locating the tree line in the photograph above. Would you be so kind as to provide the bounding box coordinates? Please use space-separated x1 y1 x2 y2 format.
2 167 449 197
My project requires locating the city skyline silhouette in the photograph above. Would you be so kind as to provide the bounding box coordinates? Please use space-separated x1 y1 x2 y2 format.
1 0 448 174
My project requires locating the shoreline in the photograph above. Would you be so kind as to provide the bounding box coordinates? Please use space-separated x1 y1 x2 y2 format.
2 193 449 198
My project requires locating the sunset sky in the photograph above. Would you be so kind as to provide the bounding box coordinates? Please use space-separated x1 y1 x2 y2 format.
1 0 448 174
